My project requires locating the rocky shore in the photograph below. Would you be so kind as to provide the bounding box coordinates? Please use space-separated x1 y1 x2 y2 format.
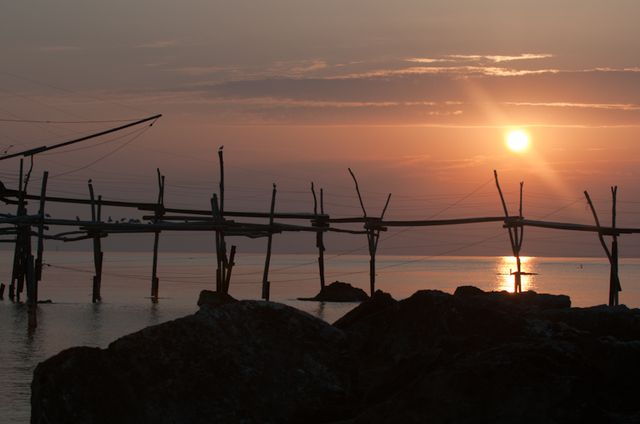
31 287 640 423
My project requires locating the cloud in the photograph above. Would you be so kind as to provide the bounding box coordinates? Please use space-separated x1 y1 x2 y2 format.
329 66 560 79
406 53 553 65
448 53 553 63
138 53 640 126
39 45 82 52
134 40 179 49
170 59 329 80
504 102 640 111
405 58 450 64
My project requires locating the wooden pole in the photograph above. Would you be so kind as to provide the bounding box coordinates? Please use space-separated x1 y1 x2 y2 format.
211 194 225 292
348 168 367 218
312 183 326 290
151 169 164 303
88 181 104 303
584 189 620 306
348 168 391 296
369 193 392 296
349 168 373 293
9 159 24 301
319 188 326 287
494 170 524 293
218 146 225 216
610 186 621 306
223 245 236 293
262 184 277 301
214 147 229 292
0 114 162 162
34 172 48 305
515 182 525 293
17 159 34 301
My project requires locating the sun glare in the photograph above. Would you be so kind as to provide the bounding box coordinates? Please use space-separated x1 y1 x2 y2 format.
506 130 530 153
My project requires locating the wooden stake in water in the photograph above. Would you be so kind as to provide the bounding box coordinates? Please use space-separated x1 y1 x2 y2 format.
311 183 326 290
584 188 621 306
88 180 104 303
348 168 391 296
262 184 277 301
151 169 165 303
34 172 48 305
9 159 25 302
494 170 525 293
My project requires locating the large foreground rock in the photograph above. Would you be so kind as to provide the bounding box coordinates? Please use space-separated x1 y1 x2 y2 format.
31 301 353 424
339 288 640 423
32 286 640 423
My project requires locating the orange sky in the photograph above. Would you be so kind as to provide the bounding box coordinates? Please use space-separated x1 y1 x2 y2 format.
1 1 640 256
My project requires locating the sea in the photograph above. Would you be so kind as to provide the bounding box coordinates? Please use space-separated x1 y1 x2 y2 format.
2 251 640 423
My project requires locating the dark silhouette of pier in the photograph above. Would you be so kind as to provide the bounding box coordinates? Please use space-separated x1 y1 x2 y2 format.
0 117 635 329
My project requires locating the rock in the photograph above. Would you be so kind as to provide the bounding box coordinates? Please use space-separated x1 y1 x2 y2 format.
341 287 640 423
32 285 640 423
453 285 485 297
196 289 237 308
454 285 571 311
540 304 640 341
299 281 369 302
334 290 396 330
32 301 354 424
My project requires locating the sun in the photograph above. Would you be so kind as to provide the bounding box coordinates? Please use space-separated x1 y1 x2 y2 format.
505 130 530 153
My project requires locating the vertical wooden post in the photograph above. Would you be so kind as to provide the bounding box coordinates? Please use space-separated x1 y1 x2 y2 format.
610 186 620 306
367 228 376 296
88 181 103 303
19 157 36 303
348 168 391 296
369 194 391 296
211 194 226 292
311 183 326 290
348 168 374 294
584 188 620 306
223 245 236 293
218 146 225 217
262 184 277 301
34 172 48 305
9 159 24 302
494 171 525 293
319 188 326 287
151 169 165 303
213 147 229 293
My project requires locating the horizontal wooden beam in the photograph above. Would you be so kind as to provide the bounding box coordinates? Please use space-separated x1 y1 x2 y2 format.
516 219 640 235
382 216 507 227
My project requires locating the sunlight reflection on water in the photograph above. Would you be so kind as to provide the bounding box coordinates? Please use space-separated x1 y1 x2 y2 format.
494 256 538 292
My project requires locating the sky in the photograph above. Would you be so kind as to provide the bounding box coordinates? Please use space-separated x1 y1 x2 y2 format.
1 1 640 257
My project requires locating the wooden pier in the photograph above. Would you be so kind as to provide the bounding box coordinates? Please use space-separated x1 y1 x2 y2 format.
1 117 638 329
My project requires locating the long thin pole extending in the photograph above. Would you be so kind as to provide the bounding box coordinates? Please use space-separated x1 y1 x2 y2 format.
0 114 162 161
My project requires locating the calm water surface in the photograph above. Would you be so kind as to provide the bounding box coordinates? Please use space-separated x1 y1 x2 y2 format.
1 252 639 423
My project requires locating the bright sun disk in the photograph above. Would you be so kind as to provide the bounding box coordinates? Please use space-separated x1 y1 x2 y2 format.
506 130 530 152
